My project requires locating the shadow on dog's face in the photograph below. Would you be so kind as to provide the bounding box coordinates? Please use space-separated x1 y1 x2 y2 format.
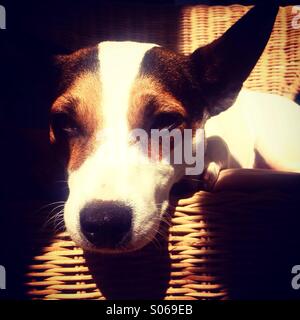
49 5 278 253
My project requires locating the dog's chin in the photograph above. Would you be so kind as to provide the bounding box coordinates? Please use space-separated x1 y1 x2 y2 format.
78 240 151 254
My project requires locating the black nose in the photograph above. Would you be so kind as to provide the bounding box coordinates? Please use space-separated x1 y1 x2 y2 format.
80 200 132 248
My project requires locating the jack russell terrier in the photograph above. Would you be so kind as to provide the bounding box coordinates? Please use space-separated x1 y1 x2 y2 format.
49 4 300 253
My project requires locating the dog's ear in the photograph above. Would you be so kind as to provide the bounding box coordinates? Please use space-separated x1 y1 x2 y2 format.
190 4 279 117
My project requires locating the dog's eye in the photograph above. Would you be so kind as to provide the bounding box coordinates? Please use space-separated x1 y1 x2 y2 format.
151 112 185 130
51 112 80 138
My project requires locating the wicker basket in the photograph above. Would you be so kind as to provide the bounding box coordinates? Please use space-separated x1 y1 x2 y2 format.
25 5 300 300
26 195 229 300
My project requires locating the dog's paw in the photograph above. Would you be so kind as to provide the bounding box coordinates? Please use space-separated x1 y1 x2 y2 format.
203 162 221 191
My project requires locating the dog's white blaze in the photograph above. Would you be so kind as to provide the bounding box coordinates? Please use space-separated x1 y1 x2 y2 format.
98 41 156 135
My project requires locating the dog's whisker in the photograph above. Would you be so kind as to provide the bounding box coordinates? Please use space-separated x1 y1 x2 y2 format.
151 215 173 228
54 209 64 226
156 218 172 228
54 180 68 184
149 234 162 249
54 219 66 234
156 228 169 239
151 223 170 241
46 204 65 215
43 208 65 230
34 201 65 216
44 205 65 223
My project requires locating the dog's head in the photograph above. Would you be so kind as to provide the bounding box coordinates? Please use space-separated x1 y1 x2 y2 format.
50 5 278 252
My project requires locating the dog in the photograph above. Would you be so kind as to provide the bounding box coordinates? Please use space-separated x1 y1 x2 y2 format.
49 4 300 253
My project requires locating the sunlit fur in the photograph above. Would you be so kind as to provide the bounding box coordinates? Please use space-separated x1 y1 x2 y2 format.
205 89 300 172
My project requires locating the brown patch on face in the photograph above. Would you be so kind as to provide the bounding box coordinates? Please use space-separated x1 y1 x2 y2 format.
139 46 206 122
54 46 99 96
128 76 188 131
128 76 195 161
132 46 209 163
50 45 101 172
50 71 102 172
